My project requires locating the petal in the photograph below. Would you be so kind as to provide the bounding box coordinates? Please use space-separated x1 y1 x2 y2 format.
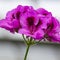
32 29 44 40
47 17 59 32
47 27 60 43
19 28 44 40
18 28 30 36
0 19 14 32
6 9 16 20
36 16 50 30
12 19 20 29
52 17 59 30
36 8 52 16
23 6 33 13
6 5 23 20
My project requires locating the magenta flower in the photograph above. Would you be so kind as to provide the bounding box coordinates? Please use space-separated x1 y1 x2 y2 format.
6 5 33 32
0 5 45 39
45 17 60 42
0 5 22 33
19 10 46 39
6 5 33 20
0 5 33 33
36 8 53 29
0 19 14 32
36 8 60 42
47 27 60 43
0 5 60 41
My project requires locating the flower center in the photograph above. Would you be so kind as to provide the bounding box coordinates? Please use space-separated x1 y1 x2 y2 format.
47 22 54 30
27 17 34 26
16 11 20 19
43 13 47 16
36 19 42 27
12 11 20 20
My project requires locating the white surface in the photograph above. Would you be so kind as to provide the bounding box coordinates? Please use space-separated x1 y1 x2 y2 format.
0 42 60 60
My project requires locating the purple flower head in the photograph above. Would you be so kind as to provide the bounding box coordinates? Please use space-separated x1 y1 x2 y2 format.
6 5 22 20
0 5 23 33
0 19 14 32
46 17 59 32
6 5 33 20
36 8 52 30
46 27 60 43
45 17 60 42
0 5 34 33
19 10 45 39
0 5 60 41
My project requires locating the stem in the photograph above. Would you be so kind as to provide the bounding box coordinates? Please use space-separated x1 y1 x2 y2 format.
22 34 27 44
24 44 30 60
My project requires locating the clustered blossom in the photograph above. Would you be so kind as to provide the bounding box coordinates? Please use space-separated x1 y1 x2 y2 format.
0 5 60 43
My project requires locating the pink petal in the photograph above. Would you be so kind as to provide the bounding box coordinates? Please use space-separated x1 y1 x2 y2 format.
0 19 14 32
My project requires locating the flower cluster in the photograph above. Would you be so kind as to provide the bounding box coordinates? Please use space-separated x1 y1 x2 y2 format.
0 5 60 43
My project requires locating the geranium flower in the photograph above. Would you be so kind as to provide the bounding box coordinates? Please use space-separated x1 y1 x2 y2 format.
45 17 60 42
19 10 46 39
47 27 60 43
0 5 33 33
0 5 22 33
36 8 53 29
0 19 14 32
0 5 60 41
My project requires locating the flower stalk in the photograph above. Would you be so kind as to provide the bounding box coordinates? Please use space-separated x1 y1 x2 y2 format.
23 36 32 60
24 44 30 60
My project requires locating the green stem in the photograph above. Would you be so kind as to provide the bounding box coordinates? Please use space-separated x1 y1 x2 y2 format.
24 44 30 60
22 34 27 44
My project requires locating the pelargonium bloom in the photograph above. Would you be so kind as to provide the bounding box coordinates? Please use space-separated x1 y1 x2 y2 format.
45 17 60 42
36 8 60 42
0 5 33 33
0 5 22 33
36 8 53 29
0 5 45 40
0 19 14 32
0 5 60 41
47 27 60 43
19 9 47 39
